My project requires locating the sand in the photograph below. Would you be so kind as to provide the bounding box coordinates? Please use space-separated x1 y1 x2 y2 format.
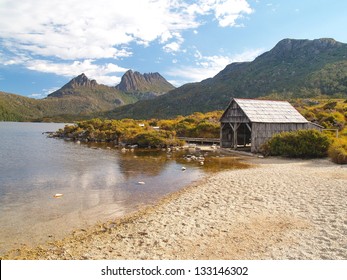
2 157 347 260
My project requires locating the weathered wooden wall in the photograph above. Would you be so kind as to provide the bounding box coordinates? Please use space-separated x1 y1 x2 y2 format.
251 122 309 152
220 101 249 123
220 101 250 148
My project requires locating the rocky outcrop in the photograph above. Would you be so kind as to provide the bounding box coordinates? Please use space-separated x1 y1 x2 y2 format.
115 70 175 95
68 73 98 88
47 73 98 97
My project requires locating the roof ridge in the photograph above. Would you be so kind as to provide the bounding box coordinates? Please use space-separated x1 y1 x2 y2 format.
233 98 289 103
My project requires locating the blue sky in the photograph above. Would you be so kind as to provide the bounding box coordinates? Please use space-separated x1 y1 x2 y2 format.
1 0 347 98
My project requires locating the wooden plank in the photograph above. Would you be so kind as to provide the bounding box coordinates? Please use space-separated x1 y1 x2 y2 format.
177 137 220 144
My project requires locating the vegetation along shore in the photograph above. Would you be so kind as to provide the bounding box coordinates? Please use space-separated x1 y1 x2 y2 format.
50 98 347 163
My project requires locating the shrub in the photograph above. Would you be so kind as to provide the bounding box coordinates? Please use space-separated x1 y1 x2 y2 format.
323 101 337 110
131 131 182 148
261 129 330 158
328 138 347 164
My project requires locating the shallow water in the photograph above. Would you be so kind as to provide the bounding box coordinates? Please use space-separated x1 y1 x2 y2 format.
0 122 246 254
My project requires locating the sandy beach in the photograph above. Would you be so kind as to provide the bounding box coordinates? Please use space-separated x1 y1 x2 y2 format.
2 156 347 260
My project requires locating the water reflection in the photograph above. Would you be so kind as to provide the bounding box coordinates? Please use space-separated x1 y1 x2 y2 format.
0 122 248 255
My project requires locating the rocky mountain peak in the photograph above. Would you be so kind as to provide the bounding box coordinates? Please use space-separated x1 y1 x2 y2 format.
266 38 343 59
115 70 175 94
68 73 98 88
47 73 98 98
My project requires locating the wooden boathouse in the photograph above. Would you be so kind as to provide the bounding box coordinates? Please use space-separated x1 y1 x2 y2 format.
220 98 320 153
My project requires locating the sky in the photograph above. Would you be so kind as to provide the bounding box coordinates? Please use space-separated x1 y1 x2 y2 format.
1 0 347 98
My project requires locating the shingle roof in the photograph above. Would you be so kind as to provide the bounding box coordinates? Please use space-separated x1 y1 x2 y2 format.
234 98 308 123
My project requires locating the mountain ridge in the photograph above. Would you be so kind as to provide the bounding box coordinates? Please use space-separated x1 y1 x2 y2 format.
103 38 347 119
115 70 175 98
47 73 98 98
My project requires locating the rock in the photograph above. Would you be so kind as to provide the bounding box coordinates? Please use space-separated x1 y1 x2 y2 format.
47 73 98 98
115 70 175 95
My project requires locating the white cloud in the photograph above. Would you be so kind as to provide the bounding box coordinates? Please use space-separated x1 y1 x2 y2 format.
187 0 253 27
166 48 264 84
29 93 45 99
26 59 128 86
163 42 181 53
0 0 200 61
0 0 253 60
163 33 184 53
29 87 59 99
44 87 60 95
214 0 253 27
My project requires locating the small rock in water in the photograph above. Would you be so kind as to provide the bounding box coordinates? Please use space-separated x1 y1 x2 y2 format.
137 181 145 185
181 167 186 171
53 193 63 198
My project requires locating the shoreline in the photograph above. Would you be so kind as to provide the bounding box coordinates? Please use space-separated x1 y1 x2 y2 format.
2 156 347 260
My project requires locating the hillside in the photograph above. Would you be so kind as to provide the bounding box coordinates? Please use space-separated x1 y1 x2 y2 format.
43 73 138 114
115 70 175 99
0 92 43 121
0 74 137 121
0 71 176 121
104 38 347 119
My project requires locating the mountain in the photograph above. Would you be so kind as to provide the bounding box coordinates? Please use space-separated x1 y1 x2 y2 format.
44 73 137 114
0 91 43 121
115 70 175 99
103 38 347 119
48 73 98 97
0 71 174 121
0 73 138 121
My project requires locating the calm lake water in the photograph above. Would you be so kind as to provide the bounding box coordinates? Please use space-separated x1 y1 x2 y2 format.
0 122 244 254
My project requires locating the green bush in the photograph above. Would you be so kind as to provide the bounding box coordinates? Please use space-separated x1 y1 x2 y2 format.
261 129 330 158
328 138 347 164
131 131 182 148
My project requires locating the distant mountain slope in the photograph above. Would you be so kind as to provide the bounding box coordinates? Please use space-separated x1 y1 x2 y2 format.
0 91 43 121
46 73 137 111
0 71 176 121
104 38 347 119
115 70 175 99
0 73 138 121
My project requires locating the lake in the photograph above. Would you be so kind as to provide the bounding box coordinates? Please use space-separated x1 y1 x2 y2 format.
0 122 245 255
